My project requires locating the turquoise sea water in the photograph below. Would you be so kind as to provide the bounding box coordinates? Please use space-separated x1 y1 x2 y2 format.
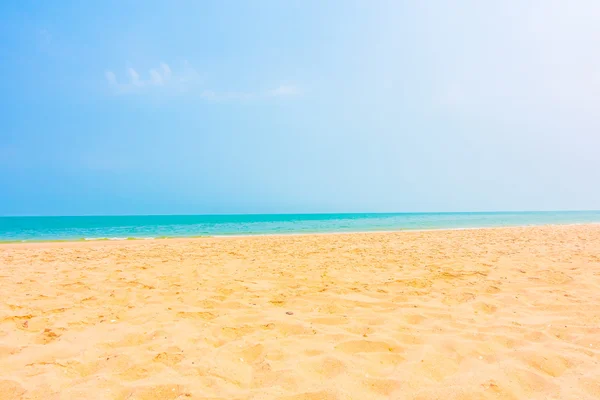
1 211 599 242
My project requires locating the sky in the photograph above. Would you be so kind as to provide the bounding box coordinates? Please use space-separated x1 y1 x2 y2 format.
1 0 599 215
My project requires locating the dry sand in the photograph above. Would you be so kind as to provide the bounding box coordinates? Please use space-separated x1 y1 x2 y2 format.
1 225 600 399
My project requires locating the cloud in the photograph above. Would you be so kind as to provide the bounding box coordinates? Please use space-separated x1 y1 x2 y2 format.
105 62 186 94
105 71 117 86
128 68 142 86
160 63 172 80
105 62 301 101
269 84 301 97
149 69 164 85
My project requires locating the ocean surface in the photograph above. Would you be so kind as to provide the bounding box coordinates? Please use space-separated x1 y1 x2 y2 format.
1 211 599 242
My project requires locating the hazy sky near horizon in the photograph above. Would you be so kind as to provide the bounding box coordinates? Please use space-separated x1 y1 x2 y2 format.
1 1 599 215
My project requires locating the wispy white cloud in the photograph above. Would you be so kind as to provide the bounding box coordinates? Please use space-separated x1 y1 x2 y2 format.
127 68 142 87
149 68 164 85
104 70 117 86
105 61 197 94
105 62 301 101
269 84 301 97
160 63 172 80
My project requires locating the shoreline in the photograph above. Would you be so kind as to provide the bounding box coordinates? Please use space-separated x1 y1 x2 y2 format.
2 221 599 247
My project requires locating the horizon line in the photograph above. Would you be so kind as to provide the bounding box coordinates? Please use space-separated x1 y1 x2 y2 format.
2 209 599 218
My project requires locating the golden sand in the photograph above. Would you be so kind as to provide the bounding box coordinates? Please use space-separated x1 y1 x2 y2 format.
1 225 600 399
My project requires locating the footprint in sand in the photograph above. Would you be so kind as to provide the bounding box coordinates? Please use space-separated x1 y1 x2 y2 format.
473 302 498 314
35 328 63 344
238 343 265 364
153 348 184 367
534 270 573 285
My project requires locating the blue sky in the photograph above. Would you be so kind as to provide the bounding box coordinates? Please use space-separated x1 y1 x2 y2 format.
1 1 599 215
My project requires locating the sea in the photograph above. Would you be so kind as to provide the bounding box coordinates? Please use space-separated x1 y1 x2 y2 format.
1 211 599 243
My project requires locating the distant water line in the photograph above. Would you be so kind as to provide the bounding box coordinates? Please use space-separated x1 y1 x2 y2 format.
1 211 600 243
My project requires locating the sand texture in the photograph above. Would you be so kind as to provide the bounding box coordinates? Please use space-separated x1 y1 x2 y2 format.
1 225 600 399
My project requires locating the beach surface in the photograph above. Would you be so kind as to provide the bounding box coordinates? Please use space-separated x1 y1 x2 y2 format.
1 225 599 399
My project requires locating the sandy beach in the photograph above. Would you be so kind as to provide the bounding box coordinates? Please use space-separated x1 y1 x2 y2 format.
1 225 599 399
